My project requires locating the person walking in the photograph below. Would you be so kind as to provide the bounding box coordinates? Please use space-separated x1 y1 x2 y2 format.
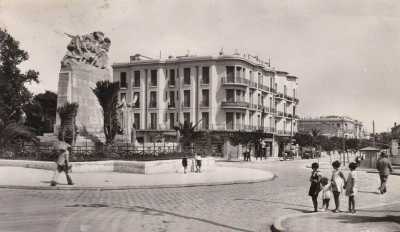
331 160 346 213
345 162 358 213
308 162 322 212
50 142 73 186
376 151 393 194
195 153 202 173
181 156 188 174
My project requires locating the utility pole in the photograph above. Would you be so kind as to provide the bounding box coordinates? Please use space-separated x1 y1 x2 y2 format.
373 120 376 147
342 117 346 167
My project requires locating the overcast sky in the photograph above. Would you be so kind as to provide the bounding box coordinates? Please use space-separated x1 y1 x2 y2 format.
1 0 399 132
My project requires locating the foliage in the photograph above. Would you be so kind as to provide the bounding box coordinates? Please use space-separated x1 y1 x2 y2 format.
57 102 79 144
0 28 39 125
174 120 202 147
24 91 57 135
0 119 38 149
294 133 313 147
92 80 121 144
0 29 39 148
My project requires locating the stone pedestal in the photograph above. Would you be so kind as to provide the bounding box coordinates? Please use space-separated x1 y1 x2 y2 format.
55 63 110 141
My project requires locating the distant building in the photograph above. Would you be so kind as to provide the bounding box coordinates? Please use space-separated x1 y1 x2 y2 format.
298 116 364 139
112 52 300 158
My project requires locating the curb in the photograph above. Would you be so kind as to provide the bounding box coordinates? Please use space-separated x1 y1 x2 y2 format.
271 200 400 232
0 174 277 191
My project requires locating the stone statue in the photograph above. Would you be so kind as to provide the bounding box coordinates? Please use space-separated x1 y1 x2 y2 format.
61 31 111 69
119 95 139 144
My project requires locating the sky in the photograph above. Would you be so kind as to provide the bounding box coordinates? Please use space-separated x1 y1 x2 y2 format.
1 0 400 132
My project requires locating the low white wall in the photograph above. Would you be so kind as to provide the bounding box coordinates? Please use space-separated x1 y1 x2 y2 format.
0 157 216 175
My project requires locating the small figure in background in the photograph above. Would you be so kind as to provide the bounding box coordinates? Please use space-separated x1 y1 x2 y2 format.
308 162 322 212
181 156 188 174
346 162 358 213
320 177 332 211
195 153 202 173
376 151 393 194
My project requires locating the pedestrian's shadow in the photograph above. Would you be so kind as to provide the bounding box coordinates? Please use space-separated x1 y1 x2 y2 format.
284 207 315 213
358 190 380 195
40 181 69 185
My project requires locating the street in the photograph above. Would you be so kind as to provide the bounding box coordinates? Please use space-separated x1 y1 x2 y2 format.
1 159 399 232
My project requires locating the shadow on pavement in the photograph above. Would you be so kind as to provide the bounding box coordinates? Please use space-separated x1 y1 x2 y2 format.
283 207 315 213
330 214 400 225
234 198 310 209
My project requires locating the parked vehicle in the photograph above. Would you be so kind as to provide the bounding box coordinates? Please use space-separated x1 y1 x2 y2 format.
300 146 320 159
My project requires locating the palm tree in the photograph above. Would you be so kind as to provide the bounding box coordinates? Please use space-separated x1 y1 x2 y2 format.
57 102 79 145
174 120 202 152
92 80 121 144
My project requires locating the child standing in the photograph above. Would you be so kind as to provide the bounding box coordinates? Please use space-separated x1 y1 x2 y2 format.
346 162 358 213
331 160 346 213
181 157 188 174
308 162 322 212
320 177 332 211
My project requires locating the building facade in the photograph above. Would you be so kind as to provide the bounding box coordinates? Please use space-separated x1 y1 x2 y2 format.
298 116 364 139
112 53 299 157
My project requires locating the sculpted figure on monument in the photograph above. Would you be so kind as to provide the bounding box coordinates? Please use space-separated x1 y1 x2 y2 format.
61 31 111 69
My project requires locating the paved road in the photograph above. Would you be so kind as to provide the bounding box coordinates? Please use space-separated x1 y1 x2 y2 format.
1 158 399 232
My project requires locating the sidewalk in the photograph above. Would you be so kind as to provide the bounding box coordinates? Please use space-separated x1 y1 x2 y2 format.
0 165 274 190
274 202 400 232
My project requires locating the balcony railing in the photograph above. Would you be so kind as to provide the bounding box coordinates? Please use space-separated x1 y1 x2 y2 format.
221 76 249 87
221 101 249 109
249 81 257 89
276 111 284 117
259 84 270 92
275 93 284 100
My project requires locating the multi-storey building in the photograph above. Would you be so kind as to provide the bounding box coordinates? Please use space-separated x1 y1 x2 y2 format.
112 53 299 157
298 116 364 139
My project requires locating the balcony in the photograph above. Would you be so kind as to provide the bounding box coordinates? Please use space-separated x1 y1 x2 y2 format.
248 103 258 111
276 130 292 136
221 76 249 87
270 108 276 114
276 111 284 117
221 101 249 109
248 81 257 89
259 84 270 92
275 93 284 101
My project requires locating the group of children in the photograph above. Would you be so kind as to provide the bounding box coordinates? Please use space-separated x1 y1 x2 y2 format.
181 153 203 174
309 160 358 213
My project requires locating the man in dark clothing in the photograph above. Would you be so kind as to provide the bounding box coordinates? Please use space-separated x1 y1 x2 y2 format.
376 151 393 194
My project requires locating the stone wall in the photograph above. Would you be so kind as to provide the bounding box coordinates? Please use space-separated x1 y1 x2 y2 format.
0 158 216 175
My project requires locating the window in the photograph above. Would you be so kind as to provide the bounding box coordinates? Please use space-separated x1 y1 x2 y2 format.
150 70 157 86
201 89 209 107
120 72 127 88
120 92 126 102
226 66 234 82
284 85 287 96
226 89 234 102
226 112 233 129
169 69 175 86
183 90 190 107
133 113 140 129
150 113 157 129
169 113 175 129
149 91 157 108
202 67 209 84
133 92 140 108
168 91 175 107
183 112 190 124
202 112 209 130
184 68 191 85
133 71 140 87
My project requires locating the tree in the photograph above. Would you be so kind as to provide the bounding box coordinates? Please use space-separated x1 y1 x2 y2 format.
57 102 79 145
92 80 121 144
24 91 57 135
174 120 202 151
0 29 39 149
294 133 313 147
0 29 39 124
